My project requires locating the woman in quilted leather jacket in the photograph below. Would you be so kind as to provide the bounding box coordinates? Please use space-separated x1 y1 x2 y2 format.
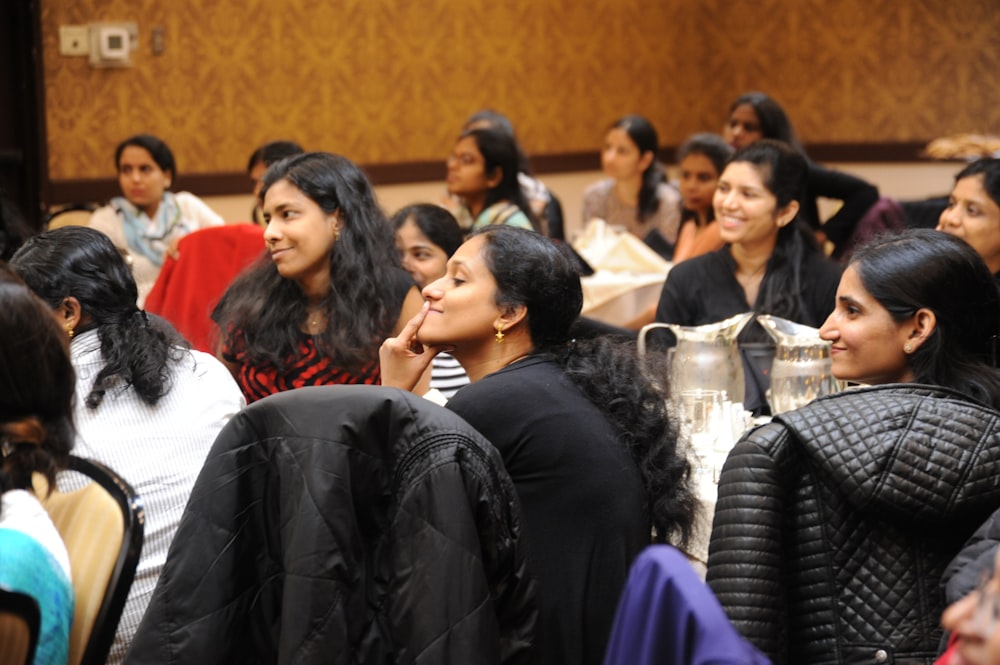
706 229 1000 664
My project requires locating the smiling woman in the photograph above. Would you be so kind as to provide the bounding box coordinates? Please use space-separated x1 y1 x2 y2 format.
380 226 696 665
820 228 1000 401
721 92 879 253
937 158 1000 284
212 152 425 403
706 229 1000 663
87 134 225 306
653 139 843 414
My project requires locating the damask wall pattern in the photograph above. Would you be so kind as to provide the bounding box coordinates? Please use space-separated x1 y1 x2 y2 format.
41 0 999 182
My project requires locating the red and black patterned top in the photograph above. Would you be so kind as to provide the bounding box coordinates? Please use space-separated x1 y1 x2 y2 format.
222 332 381 403
218 268 415 403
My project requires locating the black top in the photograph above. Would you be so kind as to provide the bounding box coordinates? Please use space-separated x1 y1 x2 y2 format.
654 246 842 412
220 268 416 403
802 159 880 246
447 356 649 665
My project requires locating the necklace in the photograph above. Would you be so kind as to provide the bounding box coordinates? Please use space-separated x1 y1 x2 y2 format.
305 307 325 333
735 261 767 285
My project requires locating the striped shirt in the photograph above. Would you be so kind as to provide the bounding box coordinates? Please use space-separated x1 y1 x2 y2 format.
65 330 245 664
430 353 469 399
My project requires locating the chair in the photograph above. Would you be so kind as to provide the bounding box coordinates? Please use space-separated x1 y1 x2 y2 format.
126 385 536 664
36 456 144 665
0 587 40 665
144 223 266 352
45 203 97 230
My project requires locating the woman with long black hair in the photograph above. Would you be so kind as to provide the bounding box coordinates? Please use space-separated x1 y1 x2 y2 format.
380 225 696 665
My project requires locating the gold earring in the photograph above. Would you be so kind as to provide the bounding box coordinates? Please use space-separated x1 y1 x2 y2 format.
495 323 504 344
904 343 913 354
67 326 75 339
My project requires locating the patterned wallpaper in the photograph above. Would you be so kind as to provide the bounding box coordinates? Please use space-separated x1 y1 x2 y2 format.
41 0 1000 182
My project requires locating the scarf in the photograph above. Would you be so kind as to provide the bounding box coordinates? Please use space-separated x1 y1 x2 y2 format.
112 192 183 267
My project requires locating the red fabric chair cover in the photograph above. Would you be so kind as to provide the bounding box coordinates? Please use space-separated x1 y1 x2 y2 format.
146 223 266 353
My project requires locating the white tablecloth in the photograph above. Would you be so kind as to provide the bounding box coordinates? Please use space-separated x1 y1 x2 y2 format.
677 408 760 578
580 271 668 327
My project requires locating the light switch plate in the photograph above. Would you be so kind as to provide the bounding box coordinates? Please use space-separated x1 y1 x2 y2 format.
59 25 90 56
88 21 138 68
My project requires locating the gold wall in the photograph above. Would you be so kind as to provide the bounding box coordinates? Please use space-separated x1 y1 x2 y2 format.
41 0 1000 182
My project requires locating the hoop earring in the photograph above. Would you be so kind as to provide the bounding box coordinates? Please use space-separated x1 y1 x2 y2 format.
495 323 504 344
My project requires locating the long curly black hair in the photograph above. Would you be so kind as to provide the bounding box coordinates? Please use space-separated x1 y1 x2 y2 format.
479 225 696 546
213 152 404 374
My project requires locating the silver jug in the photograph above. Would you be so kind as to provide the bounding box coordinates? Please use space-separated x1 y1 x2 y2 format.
638 312 754 406
756 314 843 414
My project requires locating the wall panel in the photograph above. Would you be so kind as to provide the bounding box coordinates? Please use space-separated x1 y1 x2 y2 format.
41 0 1000 186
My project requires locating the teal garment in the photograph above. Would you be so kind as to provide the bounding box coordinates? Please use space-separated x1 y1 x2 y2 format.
0 528 74 665
470 201 534 231
111 192 184 267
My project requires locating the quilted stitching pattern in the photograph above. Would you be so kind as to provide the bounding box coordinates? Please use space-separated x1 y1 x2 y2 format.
707 385 1000 665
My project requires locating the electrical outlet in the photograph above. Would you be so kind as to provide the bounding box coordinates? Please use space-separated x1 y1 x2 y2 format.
59 25 90 56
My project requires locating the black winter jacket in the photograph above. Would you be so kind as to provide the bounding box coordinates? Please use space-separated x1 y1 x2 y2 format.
706 384 1000 665
124 385 537 665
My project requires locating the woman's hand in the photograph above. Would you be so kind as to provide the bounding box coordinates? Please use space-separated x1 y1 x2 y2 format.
166 235 183 260
379 301 447 393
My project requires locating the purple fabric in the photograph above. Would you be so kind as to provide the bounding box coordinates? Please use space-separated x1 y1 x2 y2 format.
603 546 771 665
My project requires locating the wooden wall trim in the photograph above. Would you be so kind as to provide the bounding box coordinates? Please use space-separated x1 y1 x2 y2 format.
47 141 939 203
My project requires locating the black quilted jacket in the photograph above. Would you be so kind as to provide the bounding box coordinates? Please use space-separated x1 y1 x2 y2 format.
124 386 537 665
706 384 1000 665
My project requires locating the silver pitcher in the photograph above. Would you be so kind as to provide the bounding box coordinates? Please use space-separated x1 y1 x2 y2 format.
638 312 755 406
756 314 843 414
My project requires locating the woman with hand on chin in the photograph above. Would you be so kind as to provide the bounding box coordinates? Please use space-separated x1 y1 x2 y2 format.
380 226 696 665
392 203 469 398
88 134 224 306
213 152 426 403
653 139 842 414
707 229 1000 664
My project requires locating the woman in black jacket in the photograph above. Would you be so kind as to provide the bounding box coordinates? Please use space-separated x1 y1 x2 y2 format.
706 229 1000 664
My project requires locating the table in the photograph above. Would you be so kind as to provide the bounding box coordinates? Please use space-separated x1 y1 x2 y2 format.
677 406 762 579
580 271 668 327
